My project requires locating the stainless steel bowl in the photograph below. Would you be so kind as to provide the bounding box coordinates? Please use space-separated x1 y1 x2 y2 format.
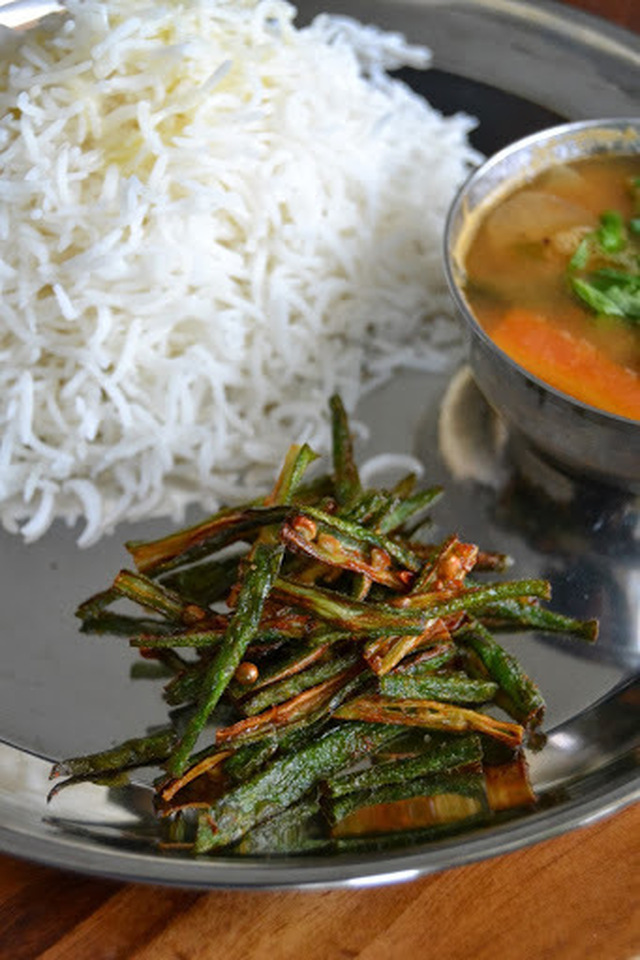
444 118 640 492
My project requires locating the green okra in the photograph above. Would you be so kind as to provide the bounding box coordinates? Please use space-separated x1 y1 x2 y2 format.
325 734 483 798
269 443 320 507
75 586 121 622
160 554 241 607
328 769 488 826
223 736 281 785
457 620 545 727
375 485 443 534
392 643 457 674
403 578 551 613
330 393 362 507
342 490 394 526
379 671 498 704
126 505 289 576
331 811 489 852
164 659 209 707
111 570 208 623
234 795 327 855
272 577 426 635
50 727 177 781
227 631 345 701
479 597 598 642
194 721 402 852
300 504 423 572
167 542 284 776
241 651 361 716
131 629 226 649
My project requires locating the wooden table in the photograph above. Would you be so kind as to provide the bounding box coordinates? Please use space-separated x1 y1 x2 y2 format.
1 1 639 957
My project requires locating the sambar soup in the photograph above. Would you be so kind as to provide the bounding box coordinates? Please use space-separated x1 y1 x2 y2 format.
462 155 640 421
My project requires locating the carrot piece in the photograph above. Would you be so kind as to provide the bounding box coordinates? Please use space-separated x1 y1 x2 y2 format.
490 307 640 420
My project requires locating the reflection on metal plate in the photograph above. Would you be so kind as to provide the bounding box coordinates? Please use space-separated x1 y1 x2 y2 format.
0 0 638 888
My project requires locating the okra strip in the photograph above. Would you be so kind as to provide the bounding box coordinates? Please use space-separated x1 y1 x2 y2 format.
265 443 319 507
235 796 327 855
334 695 524 748
167 542 284 776
158 749 233 805
376 486 443 535
342 490 393 526
363 619 451 676
137 646 186 676
50 727 177 780
301 505 423 572
164 659 208 706
272 577 426 635
330 393 362 507
281 518 407 590
162 628 304 707
160 554 241 607
228 629 346 700
325 734 483 798
241 652 361 716
47 769 131 803
456 621 545 727
126 505 289 576
479 598 598 642
215 664 362 745
130 629 226 649
331 811 489 852
223 736 280 784
111 570 210 625
380 671 498 704
394 578 551 612
328 769 488 826
411 535 478 595
75 586 120 622
485 757 536 811
393 642 457 674
193 721 402 852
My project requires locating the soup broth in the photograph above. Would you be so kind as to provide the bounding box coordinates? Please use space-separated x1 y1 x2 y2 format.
463 155 640 420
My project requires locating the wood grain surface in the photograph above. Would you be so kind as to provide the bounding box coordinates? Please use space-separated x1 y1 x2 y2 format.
1 1 638 958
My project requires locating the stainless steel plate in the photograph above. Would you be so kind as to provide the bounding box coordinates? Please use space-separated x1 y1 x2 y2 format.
1 0 638 889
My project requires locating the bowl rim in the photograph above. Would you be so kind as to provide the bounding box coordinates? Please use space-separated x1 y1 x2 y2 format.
443 116 640 428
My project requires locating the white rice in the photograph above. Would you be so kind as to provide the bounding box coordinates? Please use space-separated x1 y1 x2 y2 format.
0 0 479 545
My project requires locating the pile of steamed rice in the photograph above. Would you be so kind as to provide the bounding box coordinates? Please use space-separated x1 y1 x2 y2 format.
0 0 478 545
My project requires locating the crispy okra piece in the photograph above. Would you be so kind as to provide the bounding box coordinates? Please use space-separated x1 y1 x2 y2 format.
272 577 426 635
334 694 524 748
227 629 347 701
456 621 546 727
328 769 488 826
234 796 328 855
50 727 177 781
159 554 241 607
395 578 551 613
126 505 289 576
110 570 211 625
375 485 443 535
167 542 284 776
299 505 423 572
479 597 598 642
240 652 361 716
379 671 498 704
330 393 362 507
325 734 483 799
193 721 402 852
